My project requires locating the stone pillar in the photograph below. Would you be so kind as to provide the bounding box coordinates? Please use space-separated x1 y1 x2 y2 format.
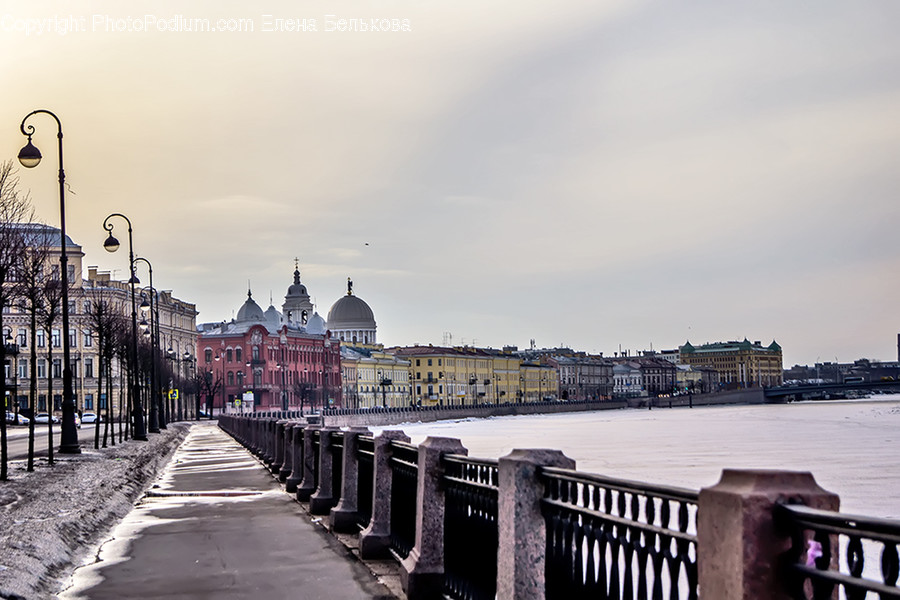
296 424 321 502
329 427 369 532
400 436 467 600
497 449 576 600
278 423 296 482
359 430 411 559
698 469 840 600
270 420 287 475
310 427 341 514
285 424 305 492
262 419 275 466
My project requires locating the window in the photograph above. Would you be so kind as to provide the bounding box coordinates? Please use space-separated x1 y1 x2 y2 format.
37 359 46 379
84 330 93 347
67 264 75 280
235 347 242 363
37 330 45 348
68 300 76 315
226 349 233 363
69 329 77 347
52 359 61 378
252 346 259 361
85 394 93 410
85 358 93 378
17 328 27 347
438 359 442 366
52 329 61 348
205 349 212 363
83 301 91 314
51 264 59 280
38 395 46 411
227 371 234 386
416 359 420 366
53 394 62 411
100 393 107 409
237 371 244 385
427 359 432 366
253 371 261 386
17 361 27 379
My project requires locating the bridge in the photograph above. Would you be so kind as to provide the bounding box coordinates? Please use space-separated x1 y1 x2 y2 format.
764 379 900 401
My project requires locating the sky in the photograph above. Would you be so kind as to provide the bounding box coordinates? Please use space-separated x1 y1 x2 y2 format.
2 0 898 367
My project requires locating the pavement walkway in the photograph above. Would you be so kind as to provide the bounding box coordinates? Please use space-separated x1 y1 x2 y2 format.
58 422 396 599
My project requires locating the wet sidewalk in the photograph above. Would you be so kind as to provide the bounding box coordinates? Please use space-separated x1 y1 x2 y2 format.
59 422 395 599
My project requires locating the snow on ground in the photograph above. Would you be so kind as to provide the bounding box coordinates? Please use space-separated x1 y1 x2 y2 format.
0 424 191 600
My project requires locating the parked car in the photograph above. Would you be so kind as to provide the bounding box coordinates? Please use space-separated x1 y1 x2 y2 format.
34 413 60 424
6 412 31 425
81 412 100 424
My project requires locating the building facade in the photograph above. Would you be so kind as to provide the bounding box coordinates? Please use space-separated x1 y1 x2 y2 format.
679 339 783 388
2 225 197 419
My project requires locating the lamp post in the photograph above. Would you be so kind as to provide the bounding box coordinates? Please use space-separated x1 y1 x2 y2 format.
102 213 147 440
183 351 194 420
18 110 81 454
135 257 163 432
4 331 19 422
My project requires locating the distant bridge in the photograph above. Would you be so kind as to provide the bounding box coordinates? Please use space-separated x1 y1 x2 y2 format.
764 379 900 401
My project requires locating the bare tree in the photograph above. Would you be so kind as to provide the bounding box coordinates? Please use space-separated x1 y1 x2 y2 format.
38 276 62 466
0 161 33 481
17 231 50 471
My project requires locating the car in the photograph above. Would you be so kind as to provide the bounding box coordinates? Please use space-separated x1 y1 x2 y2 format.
81 412 100 424
6 412 31 425
34 413 60 424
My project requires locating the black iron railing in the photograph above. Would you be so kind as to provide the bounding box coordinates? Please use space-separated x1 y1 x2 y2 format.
775 503 900 599
311 429 321 490
443 454 499 600
389 440 419 559
540 468 699 600
356 435 375 530
330 431 344 504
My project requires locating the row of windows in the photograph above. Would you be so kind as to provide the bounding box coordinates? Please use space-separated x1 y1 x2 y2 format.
3 327 94 349
5 357 95 379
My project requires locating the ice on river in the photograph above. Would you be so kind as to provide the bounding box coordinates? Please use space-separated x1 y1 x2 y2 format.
374 395 900 519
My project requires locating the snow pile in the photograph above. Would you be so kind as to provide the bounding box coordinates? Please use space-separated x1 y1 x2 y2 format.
0 423 191 600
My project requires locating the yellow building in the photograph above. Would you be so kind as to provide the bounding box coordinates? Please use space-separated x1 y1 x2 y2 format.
679 339 782 388
391 346 531 406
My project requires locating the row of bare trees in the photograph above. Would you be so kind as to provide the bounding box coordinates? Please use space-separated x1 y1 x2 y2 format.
0 160 200 481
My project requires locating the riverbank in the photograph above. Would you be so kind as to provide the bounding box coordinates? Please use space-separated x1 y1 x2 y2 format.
0 424 190 600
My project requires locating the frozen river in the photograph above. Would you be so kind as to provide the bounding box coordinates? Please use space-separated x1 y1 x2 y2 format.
375 394 900 519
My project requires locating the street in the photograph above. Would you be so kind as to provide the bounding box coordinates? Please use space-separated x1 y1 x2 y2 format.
2 425 110 460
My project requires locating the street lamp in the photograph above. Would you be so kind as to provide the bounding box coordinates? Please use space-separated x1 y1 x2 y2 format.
135 257 163 431
102 213 147 440
4 331 19 422
19 110 80 454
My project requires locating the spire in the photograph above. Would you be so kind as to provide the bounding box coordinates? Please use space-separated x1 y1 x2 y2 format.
293 257 301 284
347 277 353 296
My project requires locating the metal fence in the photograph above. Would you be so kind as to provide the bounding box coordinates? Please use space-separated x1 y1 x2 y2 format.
540 467 699 600
389 440 419 559
443 454 499 600
356 434 375 530
776 502 900 599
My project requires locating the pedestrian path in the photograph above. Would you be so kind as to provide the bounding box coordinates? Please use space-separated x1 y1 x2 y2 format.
59 422 395 599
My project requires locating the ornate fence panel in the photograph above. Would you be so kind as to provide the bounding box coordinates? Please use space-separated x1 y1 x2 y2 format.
442 454 499 600
389 440 419 559
776 503 900 599
540 468 699 600
356 434 375 530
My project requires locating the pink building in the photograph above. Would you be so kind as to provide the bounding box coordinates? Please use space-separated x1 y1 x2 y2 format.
197 274 341 413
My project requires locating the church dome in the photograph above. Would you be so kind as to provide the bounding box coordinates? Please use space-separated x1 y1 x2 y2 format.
286 266 308 298
327 294 375 327
306 311 326 335
326 278 377 345
265 304 283 328
236 291 265 322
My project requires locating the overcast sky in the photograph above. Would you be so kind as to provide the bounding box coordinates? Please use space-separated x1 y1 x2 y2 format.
2 0 898 367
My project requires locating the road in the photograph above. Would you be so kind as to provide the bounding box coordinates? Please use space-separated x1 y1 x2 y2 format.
2 424 109 459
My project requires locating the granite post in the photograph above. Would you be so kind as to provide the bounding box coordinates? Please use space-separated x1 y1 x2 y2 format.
698 469 840 600
359 430 411 558
400 436 467 600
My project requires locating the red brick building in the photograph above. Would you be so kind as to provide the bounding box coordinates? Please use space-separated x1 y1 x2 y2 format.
197 280 341 413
